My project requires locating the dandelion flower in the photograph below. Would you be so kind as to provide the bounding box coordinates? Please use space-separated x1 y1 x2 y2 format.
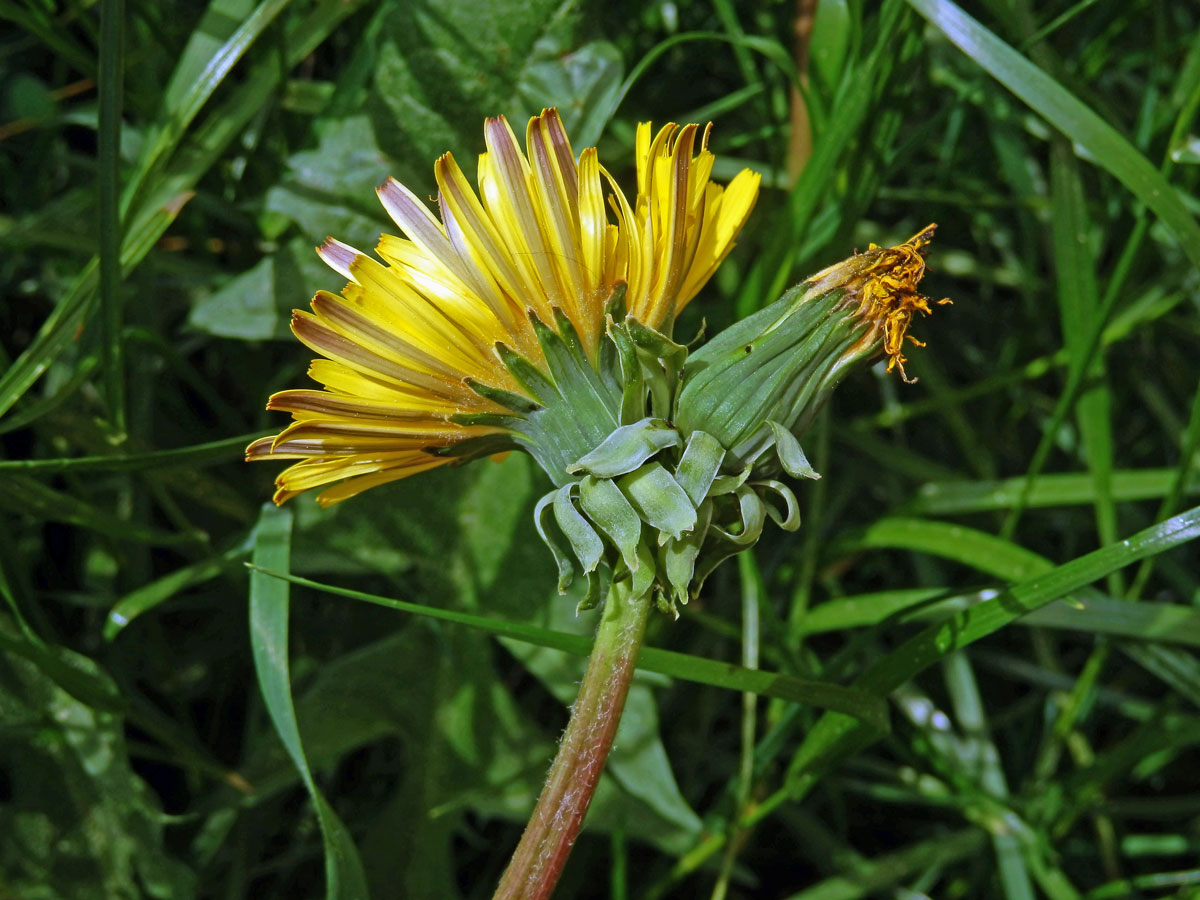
247 110 760 506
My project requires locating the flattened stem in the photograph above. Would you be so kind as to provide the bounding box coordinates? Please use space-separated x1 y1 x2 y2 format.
492 578 652 900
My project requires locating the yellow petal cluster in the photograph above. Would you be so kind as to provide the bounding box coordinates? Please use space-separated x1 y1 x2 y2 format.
247 109 760 506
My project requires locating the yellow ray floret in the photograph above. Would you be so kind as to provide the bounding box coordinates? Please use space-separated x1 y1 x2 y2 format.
247 109 760 506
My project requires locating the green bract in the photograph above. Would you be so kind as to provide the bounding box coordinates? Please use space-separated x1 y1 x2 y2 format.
450 227 944 614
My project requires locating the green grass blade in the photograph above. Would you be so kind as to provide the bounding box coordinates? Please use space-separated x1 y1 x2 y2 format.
578 31 798 150
121 0 293 215
906 0 1200 270
1130 374 1200 596
782 829 986 900
1000 142 1119 550
0 432 266 474
0 0 361 421
1051 143 1117 569
841 517 1051 580
0 355 98 436
105 537 252 640
98 0 125 438
907 468 1200 515
1023 597 1200 648
0 475 198 546
249 504 369 900
942 652 1037 900
0 257 99 420
0 0 96 76
787 505 1200 781
803 590 1200 649
739 0 908 311
247 566 890 732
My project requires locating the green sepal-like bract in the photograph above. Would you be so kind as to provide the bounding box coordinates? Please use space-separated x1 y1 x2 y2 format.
768 421 820 481
462 282 839 616
756 479 801 531
578 475 643 574
617 462 697 542
534 490 576 594
553 483 605 575
673 430 725 506
568 418 681 478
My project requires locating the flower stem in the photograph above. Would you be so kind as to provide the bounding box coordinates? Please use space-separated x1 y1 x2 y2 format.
493 577 653 900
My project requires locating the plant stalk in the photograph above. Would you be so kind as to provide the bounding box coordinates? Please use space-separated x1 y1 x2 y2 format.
493 577 652 900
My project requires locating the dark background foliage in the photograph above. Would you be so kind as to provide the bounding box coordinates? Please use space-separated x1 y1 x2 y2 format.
2 0 1200 897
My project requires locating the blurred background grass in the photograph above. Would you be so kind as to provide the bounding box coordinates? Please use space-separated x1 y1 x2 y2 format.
3 0 1200 898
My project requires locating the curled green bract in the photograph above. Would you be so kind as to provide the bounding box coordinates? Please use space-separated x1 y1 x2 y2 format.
467 297 816 616
450 227 945 615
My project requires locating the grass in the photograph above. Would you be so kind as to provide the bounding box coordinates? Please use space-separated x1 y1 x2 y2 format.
2 0 1199 898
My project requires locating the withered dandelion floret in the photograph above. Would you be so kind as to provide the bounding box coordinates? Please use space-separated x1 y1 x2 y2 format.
247 109 760 506
674 225 948 467
807 223 952 382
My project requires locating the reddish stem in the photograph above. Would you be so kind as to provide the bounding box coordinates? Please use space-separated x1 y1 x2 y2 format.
493 579 652 900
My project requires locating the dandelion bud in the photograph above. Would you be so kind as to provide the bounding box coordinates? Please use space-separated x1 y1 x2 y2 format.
675 226 948 468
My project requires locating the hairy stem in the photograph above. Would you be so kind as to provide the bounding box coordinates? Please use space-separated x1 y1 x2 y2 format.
493 577 653 900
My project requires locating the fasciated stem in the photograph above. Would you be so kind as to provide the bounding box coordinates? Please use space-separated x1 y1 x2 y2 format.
493 577 653 900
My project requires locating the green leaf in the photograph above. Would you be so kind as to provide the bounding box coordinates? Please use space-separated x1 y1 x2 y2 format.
711 485 766 547
0 628 195 899
659 507 711 609
368 0 612 166
262 117 392 249
519 40 625 149
249 504 369 900
907 0 1200 270
755 479 801 531
188 255 286 341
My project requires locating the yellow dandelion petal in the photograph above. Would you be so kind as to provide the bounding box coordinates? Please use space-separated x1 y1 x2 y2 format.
249 110 759 505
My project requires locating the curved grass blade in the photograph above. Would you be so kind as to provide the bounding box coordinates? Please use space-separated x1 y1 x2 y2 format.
249 504 369 900
906 468 1200 515
841 517 1051 581
0 475 198 546
246 566 890 732
122 0 294 213
788 505 1200 781
907 0 1200 270
665 506 1200 882
106 536 252 640
0 432 266 474
98 0 125 436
